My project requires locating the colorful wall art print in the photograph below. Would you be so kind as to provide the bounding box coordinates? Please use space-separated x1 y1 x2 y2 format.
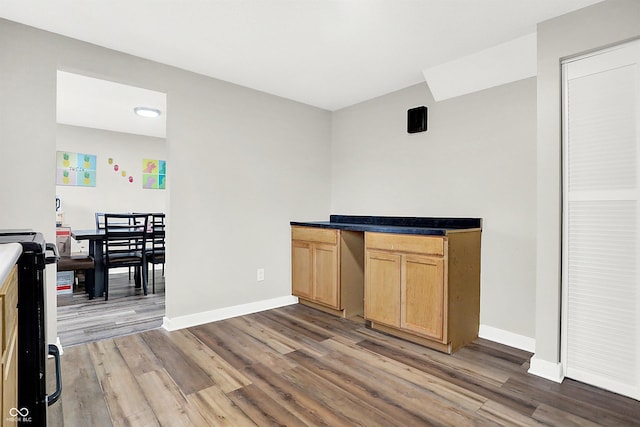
142 159 166 189
56 151 97 187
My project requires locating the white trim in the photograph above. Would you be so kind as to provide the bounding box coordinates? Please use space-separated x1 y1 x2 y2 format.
528 355 564 383
478 324 535 353
560 58 571 382
562 38 640 68
162 295 299 331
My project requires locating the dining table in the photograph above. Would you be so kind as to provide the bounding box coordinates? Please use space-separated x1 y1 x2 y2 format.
71 228 149 299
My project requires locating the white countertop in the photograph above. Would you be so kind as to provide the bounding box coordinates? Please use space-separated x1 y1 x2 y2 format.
0 243 22 284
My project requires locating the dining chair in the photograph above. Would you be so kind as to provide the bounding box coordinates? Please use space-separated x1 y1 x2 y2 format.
103 213 149 301
95 212 106 230
146 213 165 294
97 211 137 280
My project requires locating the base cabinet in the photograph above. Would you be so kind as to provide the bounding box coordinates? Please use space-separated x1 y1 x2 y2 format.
291 224 481 354
0 266 18 426
365 231 480 354
291 226 364 317
291 228 339 308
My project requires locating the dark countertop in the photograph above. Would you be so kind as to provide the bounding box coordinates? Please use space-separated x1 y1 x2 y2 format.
291 215 482 236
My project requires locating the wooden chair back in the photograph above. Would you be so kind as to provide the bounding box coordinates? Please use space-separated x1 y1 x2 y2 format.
149 213 166 255
103 213 149 269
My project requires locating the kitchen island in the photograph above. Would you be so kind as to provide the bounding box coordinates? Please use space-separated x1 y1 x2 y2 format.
291 215 482 354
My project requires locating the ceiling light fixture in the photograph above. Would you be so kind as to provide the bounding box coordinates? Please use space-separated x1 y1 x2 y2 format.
133 106 161 118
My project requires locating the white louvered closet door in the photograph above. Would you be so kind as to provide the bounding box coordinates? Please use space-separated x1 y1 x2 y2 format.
562 40 640 399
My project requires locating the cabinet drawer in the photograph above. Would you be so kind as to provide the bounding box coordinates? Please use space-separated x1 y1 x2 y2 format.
292 226 338 245
0 266 18 352
365 232 444 256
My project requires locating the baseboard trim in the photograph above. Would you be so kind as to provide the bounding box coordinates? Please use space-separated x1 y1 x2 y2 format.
528 354 564 383
162 295 299 331
478 324 536 352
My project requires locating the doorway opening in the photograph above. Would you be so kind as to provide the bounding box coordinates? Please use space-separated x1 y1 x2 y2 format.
55 71 168 347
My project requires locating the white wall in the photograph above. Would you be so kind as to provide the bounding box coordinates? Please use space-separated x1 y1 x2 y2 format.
0 18 331 340
0 20 59 344
166 72 331 318
56 125 167 241
331 79 537 339
533 0 640 376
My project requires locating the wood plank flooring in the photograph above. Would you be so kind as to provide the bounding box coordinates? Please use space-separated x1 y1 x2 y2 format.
56 270 165 347
48 304 640 426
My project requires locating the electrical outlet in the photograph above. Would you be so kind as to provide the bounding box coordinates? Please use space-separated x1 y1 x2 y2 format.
257 268 265 282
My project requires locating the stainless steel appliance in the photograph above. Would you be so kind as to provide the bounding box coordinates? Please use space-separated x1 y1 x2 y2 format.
0 231 62 426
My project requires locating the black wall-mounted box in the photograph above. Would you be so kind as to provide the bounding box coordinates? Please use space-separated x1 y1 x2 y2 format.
407 106 428 133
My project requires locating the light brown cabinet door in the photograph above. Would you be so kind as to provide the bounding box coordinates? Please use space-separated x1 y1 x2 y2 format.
365 250 401 327
2 330 17 425
292 241 313 299
402 255 445 341
313 243 339 308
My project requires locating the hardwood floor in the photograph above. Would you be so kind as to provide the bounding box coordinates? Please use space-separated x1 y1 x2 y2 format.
48 304 640 426
56 270 165 347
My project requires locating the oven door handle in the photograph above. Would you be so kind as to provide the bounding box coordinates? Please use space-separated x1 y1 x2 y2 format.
47 344 62 406
45 242 60 265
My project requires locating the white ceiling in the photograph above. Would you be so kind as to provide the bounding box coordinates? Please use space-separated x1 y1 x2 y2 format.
57 71 167 138
1 0 604 133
